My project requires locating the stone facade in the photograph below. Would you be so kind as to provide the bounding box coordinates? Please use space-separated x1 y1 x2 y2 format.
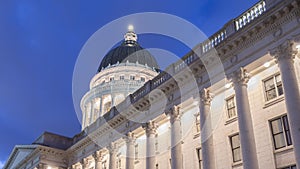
4 0 300 169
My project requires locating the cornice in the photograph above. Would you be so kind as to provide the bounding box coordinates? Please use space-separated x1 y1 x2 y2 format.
217 0 299 61
65 0 300 165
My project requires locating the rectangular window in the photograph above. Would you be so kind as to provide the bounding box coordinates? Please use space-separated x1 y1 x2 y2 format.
141 77 145 82
264 74 283 101
230 134 242 162
226 96 236 118
196 148 203 169
195 113 200 133
110 77 114 81
155 137 158 152
130 75 135 80
135 144 139 160
120 75 124 80
270 115 292 150
118 159 121 169
279 165 296 169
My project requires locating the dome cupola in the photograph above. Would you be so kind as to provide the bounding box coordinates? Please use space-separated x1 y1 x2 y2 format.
81 25 159 130
98 25 159 72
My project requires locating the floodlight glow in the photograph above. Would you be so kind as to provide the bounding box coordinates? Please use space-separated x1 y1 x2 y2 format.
128 25 134 31
263 62 270 68
225 83 231 89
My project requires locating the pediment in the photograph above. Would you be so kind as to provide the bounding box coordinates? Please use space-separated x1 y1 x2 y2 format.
4 145 37 169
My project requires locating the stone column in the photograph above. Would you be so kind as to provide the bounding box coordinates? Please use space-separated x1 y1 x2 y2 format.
99 97 103 116
125 132 136 169
87 101 92 125
93 151 103 169
111 94 115 107
108 142 118 169
270 40 300 167
80 158 88 169
90 99 95 123
166 106 183 169
231 68 259 169
82 105 87 129
143 121 157 169
199 89 216 169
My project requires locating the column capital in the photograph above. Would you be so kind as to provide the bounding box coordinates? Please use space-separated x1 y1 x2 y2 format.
200 88 213 105
269 40 297 62
92 151 103 162
107 142 118 154
124 132 136 144
143 121 158 136
165 105 181 124
230 67 250 86
80 158 88 168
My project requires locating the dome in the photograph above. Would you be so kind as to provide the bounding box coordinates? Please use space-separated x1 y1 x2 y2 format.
97 29 159 72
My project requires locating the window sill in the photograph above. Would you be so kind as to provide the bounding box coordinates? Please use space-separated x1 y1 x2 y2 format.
274 145 293 154
225 116 238 125
263 95 284 108
232 161 243 168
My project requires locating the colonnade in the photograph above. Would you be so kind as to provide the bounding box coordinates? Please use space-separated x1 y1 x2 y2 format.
82 94 127 129
75 40 300 169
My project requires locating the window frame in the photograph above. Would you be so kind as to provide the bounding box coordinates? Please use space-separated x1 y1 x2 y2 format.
109 76 114 82
135 143 139 161
278 165 296 169
195 112 200 133
263 73 283 101
130 75 135 80
196 148 203 169
225 95 237 119
229 133 242 163
269 114 292 150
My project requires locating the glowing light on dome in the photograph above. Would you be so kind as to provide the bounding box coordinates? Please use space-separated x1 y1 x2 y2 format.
128 25 134 32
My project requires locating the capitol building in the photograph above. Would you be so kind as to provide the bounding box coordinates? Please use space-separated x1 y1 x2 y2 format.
4 0 300 169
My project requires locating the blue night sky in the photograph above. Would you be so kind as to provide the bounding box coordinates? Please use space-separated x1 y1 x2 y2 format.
0 0 258 165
